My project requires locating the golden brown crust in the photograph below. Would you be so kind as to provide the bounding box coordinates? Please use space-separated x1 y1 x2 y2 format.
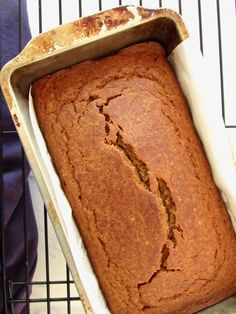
32 42 236 314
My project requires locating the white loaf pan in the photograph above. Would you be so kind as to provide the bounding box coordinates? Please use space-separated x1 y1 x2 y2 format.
1 6 236 314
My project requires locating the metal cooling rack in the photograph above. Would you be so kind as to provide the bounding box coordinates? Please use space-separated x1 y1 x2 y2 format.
1 0 235 313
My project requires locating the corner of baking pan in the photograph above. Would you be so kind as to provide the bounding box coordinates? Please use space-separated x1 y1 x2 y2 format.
0 5 188 111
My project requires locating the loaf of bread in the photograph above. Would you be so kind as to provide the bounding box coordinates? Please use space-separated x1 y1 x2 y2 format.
32 42 236 314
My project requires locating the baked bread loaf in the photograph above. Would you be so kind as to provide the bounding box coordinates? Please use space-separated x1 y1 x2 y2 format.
32 42 236 314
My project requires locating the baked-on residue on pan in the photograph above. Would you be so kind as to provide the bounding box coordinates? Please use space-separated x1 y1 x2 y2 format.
32 42 236 314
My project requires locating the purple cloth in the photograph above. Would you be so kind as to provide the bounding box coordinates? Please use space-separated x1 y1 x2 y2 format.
0 0 38 313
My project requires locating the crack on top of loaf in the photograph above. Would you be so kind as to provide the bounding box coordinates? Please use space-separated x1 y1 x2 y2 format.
91 84 188 310
73 95 99 130
115 132 151 191
137 178 183 308
137 241 181 309
157 177 184 247
92 92 123 105
137 243 180 288
99 104 152 192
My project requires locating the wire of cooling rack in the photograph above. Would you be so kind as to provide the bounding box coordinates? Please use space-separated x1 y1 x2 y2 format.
0 0 235 313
